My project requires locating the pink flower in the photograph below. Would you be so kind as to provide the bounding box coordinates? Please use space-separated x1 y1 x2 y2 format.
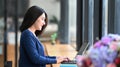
94 41 102 48
101 36 113 45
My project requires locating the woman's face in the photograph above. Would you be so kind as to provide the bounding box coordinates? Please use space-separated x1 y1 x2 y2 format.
34 13 46 30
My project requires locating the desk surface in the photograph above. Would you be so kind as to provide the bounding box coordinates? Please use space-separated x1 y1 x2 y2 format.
44 44 77 67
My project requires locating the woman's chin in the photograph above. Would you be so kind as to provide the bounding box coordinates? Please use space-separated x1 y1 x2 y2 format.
37 27 42 30
39 28 42 30
36 29 41 31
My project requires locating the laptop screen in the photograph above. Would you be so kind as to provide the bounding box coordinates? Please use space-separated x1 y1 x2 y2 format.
76 42 89 56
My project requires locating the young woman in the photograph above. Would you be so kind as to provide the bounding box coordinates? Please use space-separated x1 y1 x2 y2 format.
19 6 69 67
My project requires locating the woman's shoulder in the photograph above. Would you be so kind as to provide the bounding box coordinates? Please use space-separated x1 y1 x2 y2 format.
21 29 33 37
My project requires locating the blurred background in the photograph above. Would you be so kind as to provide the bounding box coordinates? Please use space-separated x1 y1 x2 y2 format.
0 0 76 67
0 0 120 67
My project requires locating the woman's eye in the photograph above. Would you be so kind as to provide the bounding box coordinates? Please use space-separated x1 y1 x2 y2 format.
41 18 44 20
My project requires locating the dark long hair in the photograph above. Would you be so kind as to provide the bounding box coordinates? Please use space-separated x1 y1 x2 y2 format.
20 6 48 36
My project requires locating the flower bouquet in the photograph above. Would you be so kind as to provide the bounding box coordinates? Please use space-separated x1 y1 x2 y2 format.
76 34 120 67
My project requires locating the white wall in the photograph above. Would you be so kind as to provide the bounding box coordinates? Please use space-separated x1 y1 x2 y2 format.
29 0 60 22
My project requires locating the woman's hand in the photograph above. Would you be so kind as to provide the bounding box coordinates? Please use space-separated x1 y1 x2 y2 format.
56 56 70 64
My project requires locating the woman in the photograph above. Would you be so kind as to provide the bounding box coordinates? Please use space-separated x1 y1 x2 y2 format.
19 6 69 67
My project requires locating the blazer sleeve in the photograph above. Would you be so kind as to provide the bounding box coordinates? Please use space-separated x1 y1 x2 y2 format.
22 35 57 65
45 56 56 59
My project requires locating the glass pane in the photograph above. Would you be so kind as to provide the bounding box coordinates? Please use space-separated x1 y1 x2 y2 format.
69 0 77 49
0 0 4 66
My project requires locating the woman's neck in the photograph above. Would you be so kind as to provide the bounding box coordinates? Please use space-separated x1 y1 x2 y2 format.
28 27 36 36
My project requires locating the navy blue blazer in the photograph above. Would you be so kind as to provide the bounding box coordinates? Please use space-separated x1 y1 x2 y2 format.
19 29 57 67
